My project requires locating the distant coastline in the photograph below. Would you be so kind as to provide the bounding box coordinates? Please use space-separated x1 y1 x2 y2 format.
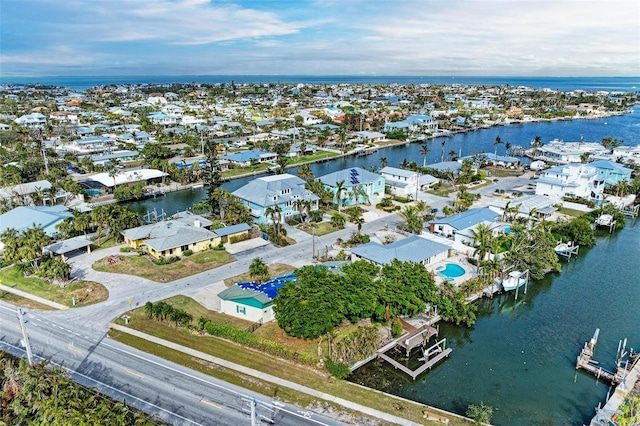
1 75 639 93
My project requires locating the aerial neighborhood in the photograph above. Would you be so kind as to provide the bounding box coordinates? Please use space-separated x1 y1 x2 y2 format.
1 80 639 425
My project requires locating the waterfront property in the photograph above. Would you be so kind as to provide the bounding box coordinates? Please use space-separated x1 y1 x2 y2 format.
121 212 220 259
528 140 604 164
231 174 319 224
317 167 385 207
82 168 168 194
0 205 73 251
428 207 502 242
588 160 633 186
379 166 419 196
350 235 450 266
222 149 277 167
535 163 605 204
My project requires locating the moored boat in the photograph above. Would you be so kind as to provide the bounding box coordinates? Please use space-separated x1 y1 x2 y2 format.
502 271 528 291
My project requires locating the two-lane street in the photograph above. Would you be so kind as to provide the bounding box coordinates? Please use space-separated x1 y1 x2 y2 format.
0 303 342 426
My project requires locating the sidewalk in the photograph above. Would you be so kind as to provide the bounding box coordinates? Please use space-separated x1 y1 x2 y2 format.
111 324 427 426
0 284 68 310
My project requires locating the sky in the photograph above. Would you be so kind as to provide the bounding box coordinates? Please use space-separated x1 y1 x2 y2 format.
1 0 639 77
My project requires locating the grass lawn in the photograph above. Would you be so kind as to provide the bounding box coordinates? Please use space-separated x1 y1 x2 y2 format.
558 207 588 217
297 222 338 237
483 166 523 177
222 163 271 179
92 236 120 250
426 185 455 197
0 265 109 308
110 309 468 425
93 250 235 282
0 291 55 310
223 263 296 287
288 151 340 165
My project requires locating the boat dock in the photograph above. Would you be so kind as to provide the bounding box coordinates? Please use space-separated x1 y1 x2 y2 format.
372 318 451 380
576 328 640 385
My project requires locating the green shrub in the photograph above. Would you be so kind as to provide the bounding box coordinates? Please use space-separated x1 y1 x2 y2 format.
309 209 325 223
229 234 248 244
120 246 133 253
325 357 352 379
391 318 404 338
182 249 193 256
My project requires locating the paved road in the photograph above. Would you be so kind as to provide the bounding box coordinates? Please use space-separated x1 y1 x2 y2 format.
45 212 402 332
0 303 341 426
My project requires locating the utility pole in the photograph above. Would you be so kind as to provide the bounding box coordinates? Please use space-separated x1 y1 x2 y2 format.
312 224 316 261
17 308 33 365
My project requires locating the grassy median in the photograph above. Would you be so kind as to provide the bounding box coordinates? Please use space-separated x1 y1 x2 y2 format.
111 296 470 426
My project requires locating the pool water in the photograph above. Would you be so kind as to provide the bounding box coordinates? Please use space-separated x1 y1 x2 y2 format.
436 263 465 279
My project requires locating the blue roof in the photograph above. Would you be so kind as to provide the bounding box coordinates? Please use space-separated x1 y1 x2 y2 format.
214 223 251 237
222 150 273 162
0 206 73 236
237 274 296 300
430 207 501 231
589 160 632 174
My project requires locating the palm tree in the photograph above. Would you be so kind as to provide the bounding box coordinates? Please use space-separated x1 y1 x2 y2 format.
399 205 423 234
448 150 458 161
265 204 282 240
297 163 314 181
493 136 503 160
441 140 446 162
469 223 493 262
505 141 511 156
531 135 543 148
249 257 269 283
330 212 346 229
580 152 591 164
334 180 347 212
275 155 289 174
419 142 430 167
379 157 388 168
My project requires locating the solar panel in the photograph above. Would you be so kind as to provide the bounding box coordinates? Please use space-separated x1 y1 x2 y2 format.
351 169 360 176
350 177 359 185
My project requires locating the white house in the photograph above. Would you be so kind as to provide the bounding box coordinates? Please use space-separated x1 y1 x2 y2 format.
350 235 450 266
380 166 418 196
14 113 47 128
535 164 605 204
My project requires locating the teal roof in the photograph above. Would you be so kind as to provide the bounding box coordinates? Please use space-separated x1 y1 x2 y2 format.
218 284 272 308
0 206 73 237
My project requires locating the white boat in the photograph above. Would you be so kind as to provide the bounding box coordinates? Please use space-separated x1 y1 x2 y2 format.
595 214 614 226
502 271 528 292
554 241 575 254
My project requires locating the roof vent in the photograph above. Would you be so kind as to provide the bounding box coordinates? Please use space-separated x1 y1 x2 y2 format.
194 219 201 228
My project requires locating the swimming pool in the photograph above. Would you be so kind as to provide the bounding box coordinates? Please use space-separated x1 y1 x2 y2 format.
436 263 465 279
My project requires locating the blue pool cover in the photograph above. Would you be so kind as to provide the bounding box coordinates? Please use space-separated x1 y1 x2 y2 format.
237 274 296 299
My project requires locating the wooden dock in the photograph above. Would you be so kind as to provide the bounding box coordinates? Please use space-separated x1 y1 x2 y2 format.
576 329 640 385
397 319 439 355
377 347 452 380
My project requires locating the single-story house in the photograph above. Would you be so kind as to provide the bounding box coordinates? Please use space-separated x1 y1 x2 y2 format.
356 131 385 143
232 174 320 224
218 275 295 323
458 153 521 168
0 205 73 239
428 207 502 243
90 150 140 166
351 235 450 266
86 168 167 190
317 167 385 207
0 179 56 205
215 223 251 244
222 150 277 167
121 213 220 259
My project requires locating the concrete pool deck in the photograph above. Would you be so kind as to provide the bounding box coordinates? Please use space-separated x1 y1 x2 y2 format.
428 255 478 288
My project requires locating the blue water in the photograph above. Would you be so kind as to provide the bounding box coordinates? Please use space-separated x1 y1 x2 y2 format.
1 75 639 93
437 263 466 279
127 104 640 218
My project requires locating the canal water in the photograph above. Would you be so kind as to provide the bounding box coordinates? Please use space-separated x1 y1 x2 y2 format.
127 106 640 424
349 222 640 425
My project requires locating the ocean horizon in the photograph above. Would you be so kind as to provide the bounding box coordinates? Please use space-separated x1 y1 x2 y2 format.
1 75 639 93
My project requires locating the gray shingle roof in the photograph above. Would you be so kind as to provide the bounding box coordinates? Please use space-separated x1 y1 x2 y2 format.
232 174 319 207
122 215 218 252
